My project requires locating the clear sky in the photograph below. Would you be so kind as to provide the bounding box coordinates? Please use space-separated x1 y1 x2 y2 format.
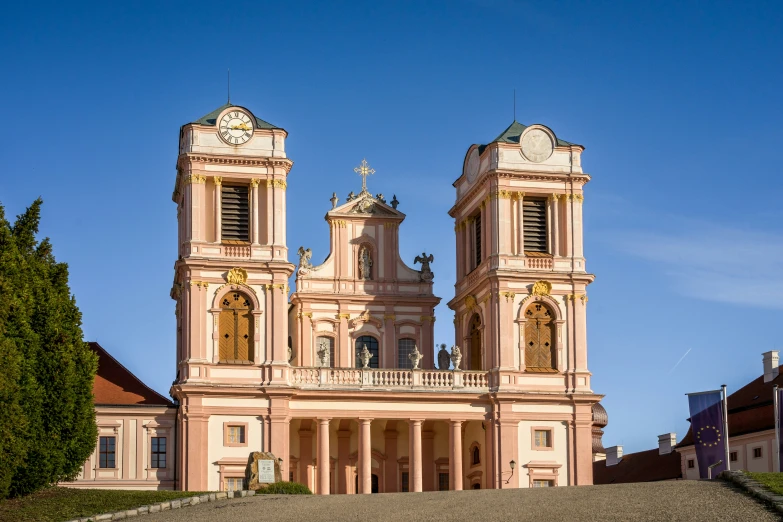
2 1 782 454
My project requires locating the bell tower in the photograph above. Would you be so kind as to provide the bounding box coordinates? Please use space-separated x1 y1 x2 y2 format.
170 104 294 490
448 121 598 485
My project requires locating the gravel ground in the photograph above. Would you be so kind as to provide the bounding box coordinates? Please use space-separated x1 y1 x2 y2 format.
142 481 780 522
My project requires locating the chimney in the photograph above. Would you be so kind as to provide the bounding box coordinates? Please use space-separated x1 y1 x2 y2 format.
658 433 676 455
606 445 623 466
763 351 779 383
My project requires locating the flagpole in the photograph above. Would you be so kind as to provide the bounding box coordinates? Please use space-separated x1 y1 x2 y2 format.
775 385 780 473
722 384 730 472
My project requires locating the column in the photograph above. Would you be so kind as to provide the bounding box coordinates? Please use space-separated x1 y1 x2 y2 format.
317 418 331 495
299 423 314 492
564 194 573 258
550 195 560 257
359 419 372 494
498 419 519 489
422 429 435 491
449 421 463 491
409 419 423 492
384 422 398 492
269 396 290 482
573 194 584 259
214 177 222 243
250 179 260 245
337 426 351 494
516 194 524 255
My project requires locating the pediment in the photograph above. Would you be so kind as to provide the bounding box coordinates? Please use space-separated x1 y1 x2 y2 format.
329 192 405 219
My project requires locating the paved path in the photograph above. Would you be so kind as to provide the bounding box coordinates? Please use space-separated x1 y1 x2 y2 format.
143 481 779 522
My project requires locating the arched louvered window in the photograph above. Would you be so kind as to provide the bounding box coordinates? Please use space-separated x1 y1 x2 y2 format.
219 291 253 364
397 338 416 369
524 302 556 372
355 335 379 369
469 314 482 371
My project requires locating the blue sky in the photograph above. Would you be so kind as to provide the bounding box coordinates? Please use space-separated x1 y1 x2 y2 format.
1 1 782 453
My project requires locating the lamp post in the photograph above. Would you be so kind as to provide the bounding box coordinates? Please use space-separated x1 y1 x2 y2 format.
505 460 516 484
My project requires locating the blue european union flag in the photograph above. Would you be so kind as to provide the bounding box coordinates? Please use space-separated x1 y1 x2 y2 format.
687 390 727 479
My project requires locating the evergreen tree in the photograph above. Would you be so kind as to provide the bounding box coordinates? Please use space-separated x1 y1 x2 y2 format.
0 199 97 498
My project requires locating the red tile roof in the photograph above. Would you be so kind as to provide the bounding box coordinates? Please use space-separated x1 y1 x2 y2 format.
678 366 783 447
593 449 682 484
90 342 174 407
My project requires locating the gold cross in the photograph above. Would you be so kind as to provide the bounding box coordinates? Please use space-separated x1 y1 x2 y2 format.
354 158 375 193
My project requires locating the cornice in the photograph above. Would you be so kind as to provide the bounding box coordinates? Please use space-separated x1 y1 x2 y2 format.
177 153 294 172
449 169 590 217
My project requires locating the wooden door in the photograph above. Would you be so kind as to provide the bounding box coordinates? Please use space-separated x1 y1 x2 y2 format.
524 303 556 371
218 292 253 362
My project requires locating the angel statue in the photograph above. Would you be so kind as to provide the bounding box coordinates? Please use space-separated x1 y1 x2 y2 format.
297 246 312 275
414 252 434 282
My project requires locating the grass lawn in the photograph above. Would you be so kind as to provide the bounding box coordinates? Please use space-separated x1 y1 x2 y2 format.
746 472 783 496
0 487 207 522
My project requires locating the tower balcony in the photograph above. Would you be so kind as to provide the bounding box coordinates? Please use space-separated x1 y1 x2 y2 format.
290 367 489 392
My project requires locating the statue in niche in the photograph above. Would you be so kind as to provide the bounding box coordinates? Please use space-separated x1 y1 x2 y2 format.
414 252 434 283
437 344 450 370
358 245 373 280
316 338 330 367
450 345 462 371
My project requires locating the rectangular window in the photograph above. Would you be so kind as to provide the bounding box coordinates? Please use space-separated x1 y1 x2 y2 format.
534 429 552 449
221 185 250 242
474 214 482 268
730 451 737 462
225 477 244 491
289 471 294 482
227 425 245 445
523 198 548 253
532 480 553 487
753 447 763 459
398 338 415 369
99 436 116 469
151 437 166 469
438 473 449 491
687 459 695 469
401 472 409 493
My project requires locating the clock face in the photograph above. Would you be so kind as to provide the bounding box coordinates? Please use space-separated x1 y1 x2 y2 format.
218 110 254 145
466 149 480 183
521 129 553 163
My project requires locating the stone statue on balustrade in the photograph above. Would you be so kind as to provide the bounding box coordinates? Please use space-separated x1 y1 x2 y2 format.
414 252 434 283
408 345 423 370
437 344 450 370
358 344 373 369
450 345 462 371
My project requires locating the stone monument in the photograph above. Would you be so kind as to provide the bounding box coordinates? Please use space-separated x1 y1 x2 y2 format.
247 451 283 490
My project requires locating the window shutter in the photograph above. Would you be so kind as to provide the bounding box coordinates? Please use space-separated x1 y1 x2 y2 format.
523 199 547 253
221 185 250 241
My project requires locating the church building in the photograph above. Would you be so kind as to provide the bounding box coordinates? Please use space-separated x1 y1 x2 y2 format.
70 103 600 493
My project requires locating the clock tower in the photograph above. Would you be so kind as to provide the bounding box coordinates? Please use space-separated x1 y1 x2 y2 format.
170 104 294 490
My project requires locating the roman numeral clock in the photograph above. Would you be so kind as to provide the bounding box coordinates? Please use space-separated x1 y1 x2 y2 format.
219 109 254 145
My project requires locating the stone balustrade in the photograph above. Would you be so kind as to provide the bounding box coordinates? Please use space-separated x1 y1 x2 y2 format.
290 367 489 391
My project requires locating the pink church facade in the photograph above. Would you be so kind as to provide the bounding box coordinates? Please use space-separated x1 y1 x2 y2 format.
72 103 600 492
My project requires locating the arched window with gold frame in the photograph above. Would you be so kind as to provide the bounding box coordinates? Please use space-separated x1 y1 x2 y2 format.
219 291 254 364
469 314 482 371
523 301 556 372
